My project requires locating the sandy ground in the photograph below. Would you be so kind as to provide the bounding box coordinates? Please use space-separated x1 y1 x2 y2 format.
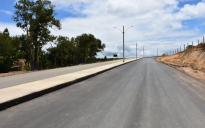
156 58 205 82
156 46 205 82
177 67 205 82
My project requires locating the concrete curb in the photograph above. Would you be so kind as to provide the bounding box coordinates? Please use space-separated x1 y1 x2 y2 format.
0 59 138 111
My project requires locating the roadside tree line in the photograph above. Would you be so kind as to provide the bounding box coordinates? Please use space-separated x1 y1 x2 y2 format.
45 34 105 68
0 0 105 73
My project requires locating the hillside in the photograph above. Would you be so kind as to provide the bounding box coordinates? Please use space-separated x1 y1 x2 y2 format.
156 43 205 82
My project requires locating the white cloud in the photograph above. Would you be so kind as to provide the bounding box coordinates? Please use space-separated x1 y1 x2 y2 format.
174 2 205 20
1 0 205 57
0 9 12 15
50 0 93 4
178 0 192 2
0 22 24 35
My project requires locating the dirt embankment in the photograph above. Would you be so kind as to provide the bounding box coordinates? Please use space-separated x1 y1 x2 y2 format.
156 43 205 82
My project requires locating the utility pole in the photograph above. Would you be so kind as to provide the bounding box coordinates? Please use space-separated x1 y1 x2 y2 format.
123 26 125 62
180 47 181 52
184 44 185 51
114 26 133 62
136 43 137 60
198 39 199 45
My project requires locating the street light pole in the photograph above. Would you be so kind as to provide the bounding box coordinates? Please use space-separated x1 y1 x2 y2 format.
114 26 133 62
157 48 158 57
136 43 137 60
123 26 125 62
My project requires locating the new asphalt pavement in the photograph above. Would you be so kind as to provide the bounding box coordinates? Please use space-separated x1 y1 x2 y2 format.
0 58 205 128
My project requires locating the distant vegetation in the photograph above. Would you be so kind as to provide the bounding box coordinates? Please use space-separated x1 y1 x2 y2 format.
186 44 205 51
0 0 106 73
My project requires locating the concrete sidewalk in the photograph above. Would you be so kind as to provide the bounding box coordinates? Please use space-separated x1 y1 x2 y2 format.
0 58 138 110
0 58 137 89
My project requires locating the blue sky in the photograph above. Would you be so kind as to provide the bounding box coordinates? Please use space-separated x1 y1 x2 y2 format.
178 0 202 7
0 0 86 23
0 0 205 57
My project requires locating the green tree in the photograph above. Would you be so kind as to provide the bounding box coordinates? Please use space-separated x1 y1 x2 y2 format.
13 0 34 69
56 36 70 67
0 28 20 73
47 47 59 68
0 29 12 72
69 37 77 65
186 45 193 49
13 0 61 70
78 34 96 63
104 56 107 60
32 33 106 69
18 35 30 67
89 39 105 62
75 36 84 64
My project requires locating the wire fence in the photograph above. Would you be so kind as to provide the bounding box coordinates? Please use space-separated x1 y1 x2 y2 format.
163 36 205 72
165 36 205 56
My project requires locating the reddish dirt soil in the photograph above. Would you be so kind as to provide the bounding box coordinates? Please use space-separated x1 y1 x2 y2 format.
156 44 205 82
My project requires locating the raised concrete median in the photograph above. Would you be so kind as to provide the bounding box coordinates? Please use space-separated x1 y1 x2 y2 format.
0 58 138 110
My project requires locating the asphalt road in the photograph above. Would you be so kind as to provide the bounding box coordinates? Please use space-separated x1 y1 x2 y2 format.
0 58 205 128
0 59 125 89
